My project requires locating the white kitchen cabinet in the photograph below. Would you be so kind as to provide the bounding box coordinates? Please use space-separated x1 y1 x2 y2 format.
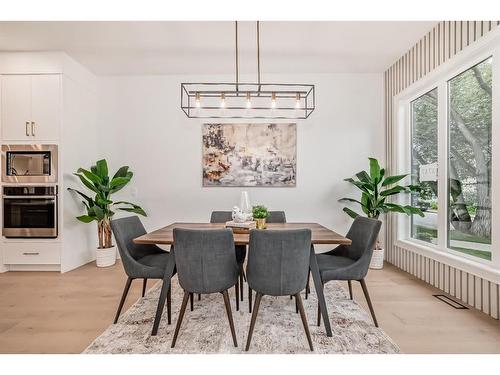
1 74 61 141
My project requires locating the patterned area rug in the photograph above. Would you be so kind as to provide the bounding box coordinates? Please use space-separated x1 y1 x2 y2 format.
84 277 400 354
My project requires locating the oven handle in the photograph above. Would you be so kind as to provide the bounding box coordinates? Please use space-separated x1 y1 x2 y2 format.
3 195 57 199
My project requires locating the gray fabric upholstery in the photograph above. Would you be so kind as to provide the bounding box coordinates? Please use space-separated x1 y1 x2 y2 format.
173 228 239 294
247 229 311 296
210 211 246 264
266 211 286 223
317 217 381 281
111 216 175 280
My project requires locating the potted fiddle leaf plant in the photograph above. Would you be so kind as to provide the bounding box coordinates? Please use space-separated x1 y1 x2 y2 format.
339 157 424 269
252 205 269 229
68 159 146 267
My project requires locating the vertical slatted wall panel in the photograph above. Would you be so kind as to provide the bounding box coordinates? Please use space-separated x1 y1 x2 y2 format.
384 21 500 320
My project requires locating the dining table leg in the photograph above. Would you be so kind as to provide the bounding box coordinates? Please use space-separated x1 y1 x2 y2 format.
151 251 176 336
309 244 332 337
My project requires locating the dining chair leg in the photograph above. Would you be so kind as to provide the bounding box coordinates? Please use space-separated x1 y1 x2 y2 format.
359 279 378 327
239 272 244 301
198 294 201 301
242 269 247 282
171 291 190 348
167 284 172 325
305 269 311 299
190 293 194 311
222 290 238 347
235 279 240 311
245 292 263 351
152 277 172 336
248 286 253 313
295 295 299 313
114 277 133 324
317 300 321 326
295 293 313 351
290 295 293 300
142 278 147 297
347 280 353 300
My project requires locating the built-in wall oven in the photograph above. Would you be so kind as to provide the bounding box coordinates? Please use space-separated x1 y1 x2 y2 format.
1 144 58 183
2 186 58 238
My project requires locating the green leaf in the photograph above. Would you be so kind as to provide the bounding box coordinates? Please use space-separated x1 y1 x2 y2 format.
95 159 109 180
67 188 94 207
355 171 371 184
112 166 130 179
73 173 99 193
76 168 102 185
90 205 105 221
385 203 406 214
380 185 406 196
95 196 113 206
76 215 96 223
338 197 366 207
402 205 425 217
110 176 131 192
382 174 407 186
342 207 361 219
368 158 381 181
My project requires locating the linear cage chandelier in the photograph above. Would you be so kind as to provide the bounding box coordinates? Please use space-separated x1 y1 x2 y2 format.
181 22 315 119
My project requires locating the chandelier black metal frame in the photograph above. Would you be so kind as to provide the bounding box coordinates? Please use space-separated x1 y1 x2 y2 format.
181 22 315 119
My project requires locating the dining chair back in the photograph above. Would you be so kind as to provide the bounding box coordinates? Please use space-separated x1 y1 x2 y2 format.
245 229 313 351
266 211 286 223
170 228 240 347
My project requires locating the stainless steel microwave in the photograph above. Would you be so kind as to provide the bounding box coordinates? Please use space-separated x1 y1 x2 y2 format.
1 144 58 183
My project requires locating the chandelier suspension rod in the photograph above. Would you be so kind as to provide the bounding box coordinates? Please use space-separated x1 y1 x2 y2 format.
235 21 239 94
257 21 261 94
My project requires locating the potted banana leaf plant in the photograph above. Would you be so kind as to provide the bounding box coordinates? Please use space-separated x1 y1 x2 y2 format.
68 159 146 267
339 157 424 269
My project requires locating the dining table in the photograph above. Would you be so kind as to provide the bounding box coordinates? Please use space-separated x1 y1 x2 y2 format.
134 222 352 337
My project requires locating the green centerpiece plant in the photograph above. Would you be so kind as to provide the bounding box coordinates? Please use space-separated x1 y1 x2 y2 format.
68 159 146 267
252 205 269 229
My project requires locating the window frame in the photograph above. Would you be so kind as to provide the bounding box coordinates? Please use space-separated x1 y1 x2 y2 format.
392 30 500 274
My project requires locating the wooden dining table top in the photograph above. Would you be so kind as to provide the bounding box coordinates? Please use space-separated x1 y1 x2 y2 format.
133 222 352 246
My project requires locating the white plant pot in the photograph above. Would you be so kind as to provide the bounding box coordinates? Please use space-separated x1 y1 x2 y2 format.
96 246 116 268
369 248 385 270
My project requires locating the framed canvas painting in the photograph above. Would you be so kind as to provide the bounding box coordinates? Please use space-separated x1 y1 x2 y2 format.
202 123 296 187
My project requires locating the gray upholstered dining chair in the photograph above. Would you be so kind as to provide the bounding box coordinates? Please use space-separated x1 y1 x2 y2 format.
245 229 313 351
110 216 176 327
316 216 382 327
210 211 246 310
171 228 239 348
247 210 287 312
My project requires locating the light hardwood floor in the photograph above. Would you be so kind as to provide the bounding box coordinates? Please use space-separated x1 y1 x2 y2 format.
0 261 499 353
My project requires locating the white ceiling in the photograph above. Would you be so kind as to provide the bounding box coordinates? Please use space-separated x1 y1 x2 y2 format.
0 21 437 75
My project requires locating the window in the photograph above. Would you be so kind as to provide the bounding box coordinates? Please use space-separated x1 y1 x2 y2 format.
411 88 438 244
447 57 492 260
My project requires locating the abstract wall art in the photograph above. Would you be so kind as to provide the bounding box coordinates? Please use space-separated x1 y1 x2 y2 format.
202 123 296 187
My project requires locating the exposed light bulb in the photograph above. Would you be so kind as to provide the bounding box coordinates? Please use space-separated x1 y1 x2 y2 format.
220 93 226 108
271 92 276 109
295 93 301 109
195 92 201 108
246 92 252 109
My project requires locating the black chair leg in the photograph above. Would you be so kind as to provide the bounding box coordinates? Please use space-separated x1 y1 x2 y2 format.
295 295 299 313
305 269 311 299
171 291 190 348
142 278 147 297
167 284 172 325
295 293 313 351
114 277 133 324
222 290 238 347
245 292 263 351
239 272 244 301
317 300 321 326
198 294 201 301
235 279 240 311
242 269 247 282
190 293 194 311
348 280 353 300
248 286 253 313
152 278 172 336
359 279 378 327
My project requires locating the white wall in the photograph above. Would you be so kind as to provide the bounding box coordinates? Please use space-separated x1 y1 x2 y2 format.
96 73 384 243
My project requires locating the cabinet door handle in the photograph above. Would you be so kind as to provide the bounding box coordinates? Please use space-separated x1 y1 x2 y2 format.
23 252 40 256
31 121 35 137
26 121 30 136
